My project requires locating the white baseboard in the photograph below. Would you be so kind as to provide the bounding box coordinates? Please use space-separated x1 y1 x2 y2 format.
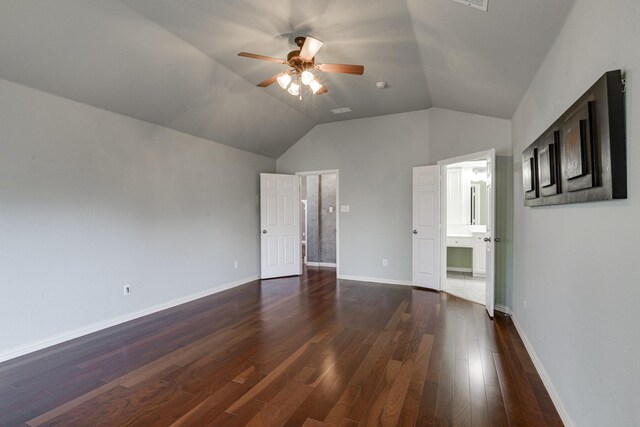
447 267 473 273
305 262 337 268
0 275 259 364
510 314 574 427
494 304 511 315
337 274 413 287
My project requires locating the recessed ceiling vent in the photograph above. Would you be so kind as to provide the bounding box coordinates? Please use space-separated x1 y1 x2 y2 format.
452 0 488 11
331 107 352 114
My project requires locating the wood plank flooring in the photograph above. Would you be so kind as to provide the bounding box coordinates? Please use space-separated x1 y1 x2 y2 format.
0 268 563 426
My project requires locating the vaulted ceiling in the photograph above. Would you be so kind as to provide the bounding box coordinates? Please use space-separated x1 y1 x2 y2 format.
0 0 575 158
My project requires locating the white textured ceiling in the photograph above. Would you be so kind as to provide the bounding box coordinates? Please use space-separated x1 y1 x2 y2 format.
0 0 575 158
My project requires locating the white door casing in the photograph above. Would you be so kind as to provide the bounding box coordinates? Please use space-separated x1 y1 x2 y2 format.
412 165 440 290
260 173 301 279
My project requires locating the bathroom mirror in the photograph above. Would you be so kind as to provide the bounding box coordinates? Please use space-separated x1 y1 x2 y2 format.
470 181 487 226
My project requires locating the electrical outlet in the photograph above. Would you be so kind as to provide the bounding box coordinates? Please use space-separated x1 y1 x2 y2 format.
234 260 239 269
523 298 527 309
382 259 388 267
124 285 131 295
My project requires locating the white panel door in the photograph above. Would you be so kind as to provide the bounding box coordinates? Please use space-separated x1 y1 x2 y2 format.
412 166 440 290
472 237 487 277
485 152 496 317
260 173 301 279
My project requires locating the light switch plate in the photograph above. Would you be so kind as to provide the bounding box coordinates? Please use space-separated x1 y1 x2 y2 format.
340 205 350 213
329 206 334 213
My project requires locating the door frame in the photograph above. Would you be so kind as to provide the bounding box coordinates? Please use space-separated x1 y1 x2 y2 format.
301 199 308 264
438 149 495 308
295 169 340 276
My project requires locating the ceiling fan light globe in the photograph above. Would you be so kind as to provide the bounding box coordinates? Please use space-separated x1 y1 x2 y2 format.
301 70 315 86
299 36 324 61
288 82 300 96
277 73 292 89
309 80 323 94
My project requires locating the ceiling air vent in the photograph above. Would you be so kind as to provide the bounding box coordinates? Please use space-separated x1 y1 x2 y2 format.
452 0 488 11
331 107 352 114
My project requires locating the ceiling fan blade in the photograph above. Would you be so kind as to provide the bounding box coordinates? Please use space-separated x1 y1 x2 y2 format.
256 72 285 87
316 63 364 75
299 36 324 61
315 85 328 95
238 52 287 65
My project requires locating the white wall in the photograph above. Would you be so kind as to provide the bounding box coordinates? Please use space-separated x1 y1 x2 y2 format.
277 108 511 288
511 0 640 425
0 79 275 359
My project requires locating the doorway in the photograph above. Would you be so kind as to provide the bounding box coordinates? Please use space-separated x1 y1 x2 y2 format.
439 149 496 317
443 159 489 305
296 170 339 275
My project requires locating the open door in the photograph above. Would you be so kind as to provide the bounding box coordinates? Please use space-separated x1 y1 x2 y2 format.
484 152 496 317
260 173 301 279
412 165 440 290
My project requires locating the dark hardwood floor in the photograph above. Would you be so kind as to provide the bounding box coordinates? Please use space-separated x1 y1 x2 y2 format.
0 268 562 426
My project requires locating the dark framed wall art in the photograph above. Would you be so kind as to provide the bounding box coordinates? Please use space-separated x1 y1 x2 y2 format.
522 70 627 207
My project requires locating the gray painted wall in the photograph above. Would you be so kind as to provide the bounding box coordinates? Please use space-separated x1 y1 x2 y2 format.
0 78 275 357
511 0 640 425
277 108 511 300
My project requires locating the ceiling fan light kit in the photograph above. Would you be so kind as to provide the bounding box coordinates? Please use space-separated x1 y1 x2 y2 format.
287 82 300 96
277 73 292 89
309 80 323 94
301 70 315 86
238 35 365 99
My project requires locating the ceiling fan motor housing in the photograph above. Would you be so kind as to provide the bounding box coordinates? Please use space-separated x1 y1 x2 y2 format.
287 50 314 73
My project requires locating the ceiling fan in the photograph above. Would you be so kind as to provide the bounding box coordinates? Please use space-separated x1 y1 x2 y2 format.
238 36 364 99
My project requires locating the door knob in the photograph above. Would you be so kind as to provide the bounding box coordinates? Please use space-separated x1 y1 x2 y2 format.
484 237 491 242
262 230 267 234
495 237 501 243
412 230 418 234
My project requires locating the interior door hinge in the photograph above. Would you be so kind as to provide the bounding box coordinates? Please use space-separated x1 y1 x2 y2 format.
622 78 627 93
